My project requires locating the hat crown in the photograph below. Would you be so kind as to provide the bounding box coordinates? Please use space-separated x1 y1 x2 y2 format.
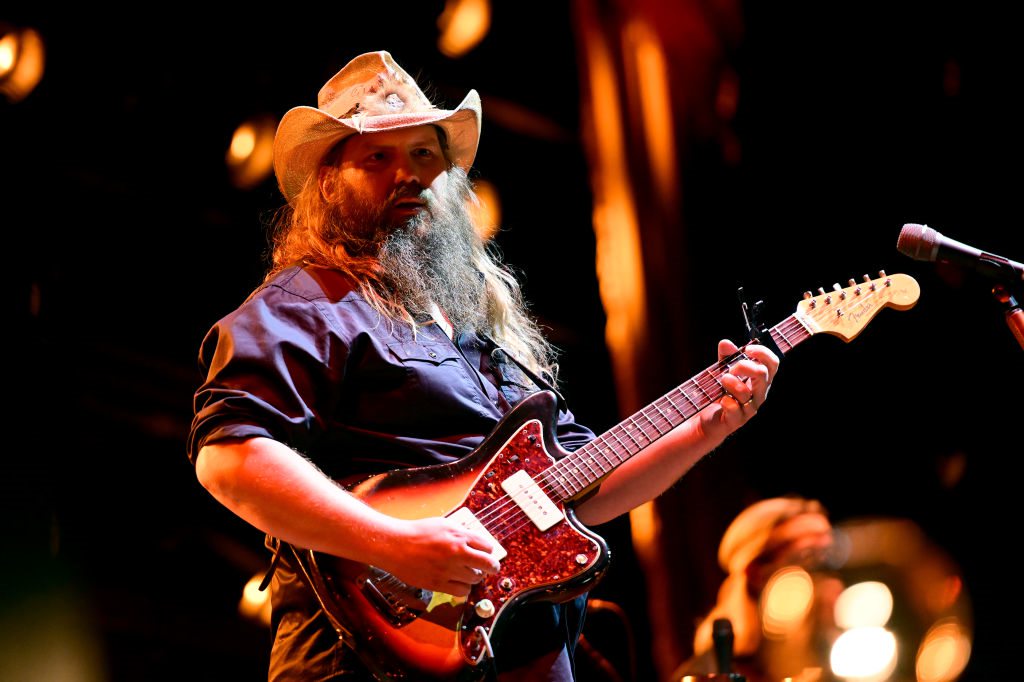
317 51 436 121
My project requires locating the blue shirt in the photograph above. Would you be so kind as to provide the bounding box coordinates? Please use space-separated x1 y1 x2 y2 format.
188 264 596 680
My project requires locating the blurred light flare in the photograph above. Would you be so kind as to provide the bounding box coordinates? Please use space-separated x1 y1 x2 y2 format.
467 178 501 240
229 125 256 161
239 573 272 626
761 566 814 638
623 20 677 208
834 581 894 629
437 0 490 58
0 34 14 73
227 115 276 190
0 25 45 102
916 618 970 682
830 626 897 681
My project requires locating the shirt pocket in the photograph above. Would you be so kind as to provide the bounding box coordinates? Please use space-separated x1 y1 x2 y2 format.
386 341 460 365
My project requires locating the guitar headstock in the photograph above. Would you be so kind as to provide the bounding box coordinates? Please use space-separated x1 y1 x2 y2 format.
796 271 920 342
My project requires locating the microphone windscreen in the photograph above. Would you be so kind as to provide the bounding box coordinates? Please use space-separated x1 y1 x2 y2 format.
897 223 940 261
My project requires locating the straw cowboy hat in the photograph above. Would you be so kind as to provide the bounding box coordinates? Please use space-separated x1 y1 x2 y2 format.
272 51 482 204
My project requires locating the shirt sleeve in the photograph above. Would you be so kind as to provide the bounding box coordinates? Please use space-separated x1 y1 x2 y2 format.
554 407 597 454
187 285 345 464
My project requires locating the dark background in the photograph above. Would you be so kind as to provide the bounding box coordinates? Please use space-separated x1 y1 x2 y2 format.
4 3 1021 681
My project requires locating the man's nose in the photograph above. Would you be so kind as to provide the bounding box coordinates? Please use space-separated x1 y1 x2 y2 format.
393 156 421 185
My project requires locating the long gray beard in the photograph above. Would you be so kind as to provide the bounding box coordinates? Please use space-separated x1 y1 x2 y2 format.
347 170 488 334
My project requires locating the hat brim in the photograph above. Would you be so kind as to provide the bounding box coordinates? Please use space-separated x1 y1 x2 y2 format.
273 89 481 203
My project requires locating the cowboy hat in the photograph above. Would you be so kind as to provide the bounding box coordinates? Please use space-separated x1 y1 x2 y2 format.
272 51 481 204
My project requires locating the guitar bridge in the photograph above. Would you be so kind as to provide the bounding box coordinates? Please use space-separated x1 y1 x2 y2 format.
360 567 432 627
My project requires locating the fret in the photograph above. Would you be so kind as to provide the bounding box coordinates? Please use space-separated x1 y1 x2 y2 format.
665 391 691 420
643 405 668 435
604 443 625 465
623 417 650 447
693 375 714 403
772 319 793 351
607 428 634 456
560 458 586 491
577 451 603 479
675 385 697 412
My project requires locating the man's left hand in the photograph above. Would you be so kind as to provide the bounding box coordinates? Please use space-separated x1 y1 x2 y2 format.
699 339 779 441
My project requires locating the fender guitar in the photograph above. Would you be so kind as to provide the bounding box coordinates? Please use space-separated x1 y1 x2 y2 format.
292 272 920 680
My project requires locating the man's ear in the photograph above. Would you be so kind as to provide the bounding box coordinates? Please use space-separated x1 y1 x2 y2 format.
318 165 337 202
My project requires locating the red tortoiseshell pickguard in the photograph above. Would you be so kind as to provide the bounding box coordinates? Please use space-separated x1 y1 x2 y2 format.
456 419 602 654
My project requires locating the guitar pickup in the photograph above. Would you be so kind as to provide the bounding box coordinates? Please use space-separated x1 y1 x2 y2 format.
501 470 562 532
449 507 508 560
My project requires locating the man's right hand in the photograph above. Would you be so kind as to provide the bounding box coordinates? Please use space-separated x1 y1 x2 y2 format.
380 516 503 597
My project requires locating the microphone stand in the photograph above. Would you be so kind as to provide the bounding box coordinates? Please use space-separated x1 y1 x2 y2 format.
993 284 1024 351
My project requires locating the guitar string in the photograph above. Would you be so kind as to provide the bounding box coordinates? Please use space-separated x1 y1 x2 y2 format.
472 317 810 538
387 328 777 597
468 316 808 538
469 285 891 541
482 307 838 541
370 287 894 597
469 312 816 530
469 343 767 539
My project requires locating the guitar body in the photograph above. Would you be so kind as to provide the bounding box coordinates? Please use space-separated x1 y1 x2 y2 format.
295 390 610 680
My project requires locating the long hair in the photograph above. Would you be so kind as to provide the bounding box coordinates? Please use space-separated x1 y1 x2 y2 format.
266 165 558 381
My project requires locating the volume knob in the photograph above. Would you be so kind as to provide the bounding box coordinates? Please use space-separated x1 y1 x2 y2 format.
475 599 496 619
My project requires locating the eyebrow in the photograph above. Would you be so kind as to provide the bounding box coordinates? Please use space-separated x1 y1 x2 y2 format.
357 136 441 151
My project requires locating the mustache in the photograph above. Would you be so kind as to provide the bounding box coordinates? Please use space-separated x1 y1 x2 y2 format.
388 183 435 206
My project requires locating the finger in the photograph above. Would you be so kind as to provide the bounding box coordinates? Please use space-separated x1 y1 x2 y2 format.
463 531 499 554
463 544 502 574
728 360 770 396
742 344 780 383
444 581 473 598
459 565 488 583
720 372 753 405
717 338 740 362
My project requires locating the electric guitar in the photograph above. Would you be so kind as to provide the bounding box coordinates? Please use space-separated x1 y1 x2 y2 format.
291 272 921 680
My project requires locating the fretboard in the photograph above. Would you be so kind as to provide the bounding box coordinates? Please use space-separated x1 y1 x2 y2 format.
542 315 812 500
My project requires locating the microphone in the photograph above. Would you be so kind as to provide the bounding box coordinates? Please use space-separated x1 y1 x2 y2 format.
712 618 734 674
897 223 1024 283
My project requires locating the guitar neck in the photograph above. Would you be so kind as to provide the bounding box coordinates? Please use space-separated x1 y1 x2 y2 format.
545 315 811 501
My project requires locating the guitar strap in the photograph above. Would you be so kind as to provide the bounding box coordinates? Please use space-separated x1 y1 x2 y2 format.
480 333 568 414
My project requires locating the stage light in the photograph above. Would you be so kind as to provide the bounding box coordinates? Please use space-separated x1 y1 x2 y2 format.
830 626 897 681
834 581 893 629
0 24 45 103
437 0 490 58
916 618 970 682
226 114 276 190
761 566 815 638
467 178 501 240
239 573 272 626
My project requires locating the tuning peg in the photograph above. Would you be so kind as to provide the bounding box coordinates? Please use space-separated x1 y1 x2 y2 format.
834 283 847 299
848 278 856 286
878 270 887 277
862 274 871 283
818 287 826 295
803 291 812 299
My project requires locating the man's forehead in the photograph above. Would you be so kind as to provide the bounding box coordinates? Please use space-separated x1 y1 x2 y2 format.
347 126 442 149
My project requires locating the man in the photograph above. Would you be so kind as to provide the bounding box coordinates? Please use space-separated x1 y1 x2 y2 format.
188 51 778 681
671 497 840 682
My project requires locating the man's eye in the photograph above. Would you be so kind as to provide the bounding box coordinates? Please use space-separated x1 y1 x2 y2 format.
414 148 435 158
